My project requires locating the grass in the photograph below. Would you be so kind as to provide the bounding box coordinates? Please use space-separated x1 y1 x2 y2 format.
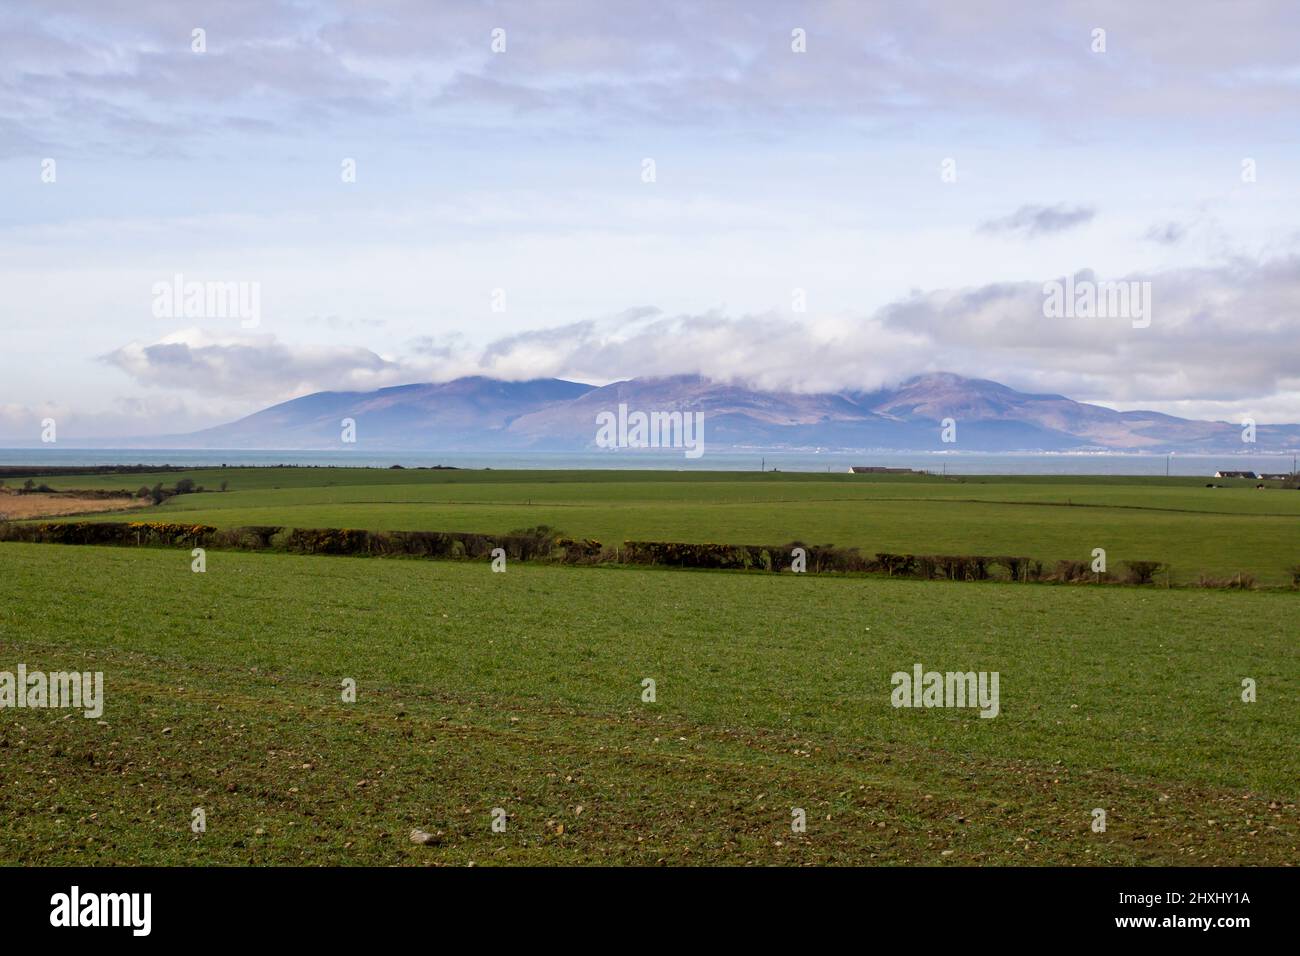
0 541 1294 865
23 467 1300 584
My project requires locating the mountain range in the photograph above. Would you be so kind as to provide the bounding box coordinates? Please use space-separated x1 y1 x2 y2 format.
153 373 1300 454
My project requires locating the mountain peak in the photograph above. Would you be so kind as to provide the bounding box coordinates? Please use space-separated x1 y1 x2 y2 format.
900 371 972 387
171 373 1300 452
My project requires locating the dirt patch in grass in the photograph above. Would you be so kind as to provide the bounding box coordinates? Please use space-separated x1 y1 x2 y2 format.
0 491 149 520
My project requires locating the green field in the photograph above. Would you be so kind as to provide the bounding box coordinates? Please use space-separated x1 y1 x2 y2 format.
24 466 1300 584
2 467 1297 865
0 537 1295 865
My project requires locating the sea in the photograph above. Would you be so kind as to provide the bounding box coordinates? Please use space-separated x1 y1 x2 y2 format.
1 448 1296 476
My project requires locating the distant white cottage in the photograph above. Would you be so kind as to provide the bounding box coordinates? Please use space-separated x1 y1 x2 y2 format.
1214 470 1257 479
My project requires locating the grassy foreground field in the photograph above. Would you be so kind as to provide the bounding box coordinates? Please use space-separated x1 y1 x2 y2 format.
0 541 1295 865
24 466 1300 584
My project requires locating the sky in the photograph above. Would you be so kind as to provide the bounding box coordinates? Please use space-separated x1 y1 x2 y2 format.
1 0 1299 441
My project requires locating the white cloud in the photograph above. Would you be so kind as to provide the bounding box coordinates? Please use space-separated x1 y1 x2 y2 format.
8 0 1300 154
978 204 1096 238
101 328 409 401
88 255 1300 433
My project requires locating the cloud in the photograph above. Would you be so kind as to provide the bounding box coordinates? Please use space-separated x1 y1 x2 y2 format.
1144 221 1188 245
96 256 1300 424
0 393 239 443
8 0 1300 156
101 328 409 401
978 204 1096 238
472 257 1300 416
875 257 1300 410
474 309 927 394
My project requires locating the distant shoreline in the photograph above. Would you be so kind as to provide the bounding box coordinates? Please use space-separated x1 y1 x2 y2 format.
0 447 1297 478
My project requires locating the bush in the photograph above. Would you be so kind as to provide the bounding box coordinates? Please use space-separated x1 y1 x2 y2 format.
1196 572 1256 589
282 527 372 555
126 522 217 545
622 541 756 569
994 556 1036 581
875 553 918 577
1051 560 1090 583
784 543 868 573
926 555 990 581
556 537 603 563
272 527 586 562
376 531 494 559
0 521 215 547
620 540 810 571
209 526 283 549
1122 560 1165 585
4 520 1283 591
507 526 566 560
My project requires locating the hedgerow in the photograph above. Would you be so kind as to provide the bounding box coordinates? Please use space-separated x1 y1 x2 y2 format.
0 520 1288 589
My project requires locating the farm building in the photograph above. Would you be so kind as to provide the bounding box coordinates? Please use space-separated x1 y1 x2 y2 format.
1214 470 1257 479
